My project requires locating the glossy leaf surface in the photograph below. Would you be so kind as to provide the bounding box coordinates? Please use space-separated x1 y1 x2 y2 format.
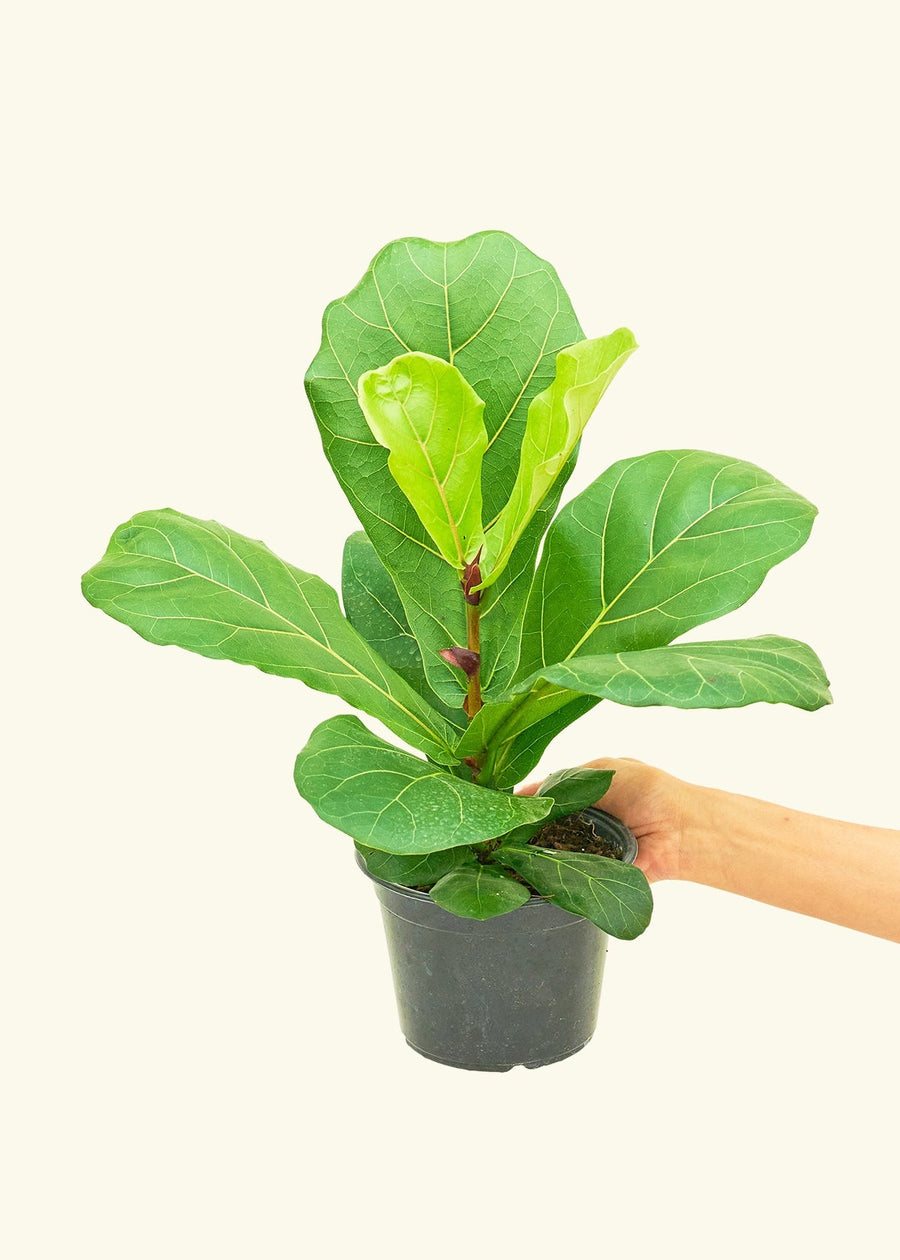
480 330 637 588
430 863 532 920
520 450 817 676
306 230 584 700
82 510 458 763
355 843 475 888
518 636 832 710
496 842 653 939
358 353 487 568
294 716 552 853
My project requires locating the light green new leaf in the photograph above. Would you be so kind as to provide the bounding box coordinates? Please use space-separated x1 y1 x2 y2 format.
520 450 818 676
517 636 832 711
496 842 653 940
358 353 487 569
480 330 637 588
294 715 552 853
354 843 476 888
430 863 532 920
82 509 458 764
305 230 585 701
341 531 466 730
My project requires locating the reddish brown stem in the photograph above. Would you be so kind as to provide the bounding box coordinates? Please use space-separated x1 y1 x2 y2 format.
464 599 482 719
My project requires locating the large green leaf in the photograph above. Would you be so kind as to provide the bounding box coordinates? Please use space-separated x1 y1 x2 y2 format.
294 715 552 853
430 863 532 920
520 450 818 675
479 331 637 589
82 509 458 764
496 842 653 940
341 531 466 730
357 353 487 569
305 230 584 701
355 843 475 888
516 635 832 711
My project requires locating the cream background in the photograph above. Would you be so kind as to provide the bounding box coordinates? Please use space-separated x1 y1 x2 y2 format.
3 3 898 1257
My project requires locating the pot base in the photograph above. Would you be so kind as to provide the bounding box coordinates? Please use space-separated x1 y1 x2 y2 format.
405 1036 594 1072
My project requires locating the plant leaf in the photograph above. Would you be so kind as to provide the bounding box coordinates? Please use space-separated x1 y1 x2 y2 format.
489 696 601 790
480 331 637 588
454 689 600 790
520 449 818 676
517 635 832 710
493 765 616 848
355 843 476 888
341 531 466 730
535 766 616 813
294 715 552 853
357 353 487 569
81 509 458 764
305 230 584 701
496 842 653 940
430 864 531 920
455 688 580 766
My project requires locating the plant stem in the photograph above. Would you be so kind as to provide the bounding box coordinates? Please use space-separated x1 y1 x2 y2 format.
465 600 483 719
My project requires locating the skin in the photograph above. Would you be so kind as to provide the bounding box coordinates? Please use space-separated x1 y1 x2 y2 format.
521 759 900 944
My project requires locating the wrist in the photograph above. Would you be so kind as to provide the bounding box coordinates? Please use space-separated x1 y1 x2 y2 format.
671 780 726 885
675 782 794 891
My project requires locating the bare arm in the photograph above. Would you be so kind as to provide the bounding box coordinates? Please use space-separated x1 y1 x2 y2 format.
524 759 900 943
677 784 900 941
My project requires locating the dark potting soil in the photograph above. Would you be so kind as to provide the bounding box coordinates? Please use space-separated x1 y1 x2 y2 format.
528 812 624 859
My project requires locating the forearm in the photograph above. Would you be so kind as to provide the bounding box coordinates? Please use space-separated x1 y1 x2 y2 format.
680 786 900 943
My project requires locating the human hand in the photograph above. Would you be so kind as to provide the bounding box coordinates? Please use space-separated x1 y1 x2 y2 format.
519 757 694 883
525 758 900 940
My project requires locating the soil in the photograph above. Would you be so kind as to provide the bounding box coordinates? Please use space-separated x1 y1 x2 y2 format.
528 812 624 859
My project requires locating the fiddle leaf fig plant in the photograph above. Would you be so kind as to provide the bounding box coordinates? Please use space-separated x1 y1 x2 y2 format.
82 229 831 941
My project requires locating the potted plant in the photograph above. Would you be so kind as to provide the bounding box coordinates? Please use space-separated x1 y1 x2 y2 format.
82 230 830 1071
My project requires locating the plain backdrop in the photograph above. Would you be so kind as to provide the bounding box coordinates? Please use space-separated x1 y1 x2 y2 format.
3 2 898 1257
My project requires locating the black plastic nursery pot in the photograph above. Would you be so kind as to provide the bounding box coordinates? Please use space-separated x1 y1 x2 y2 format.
358 808 639 1072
